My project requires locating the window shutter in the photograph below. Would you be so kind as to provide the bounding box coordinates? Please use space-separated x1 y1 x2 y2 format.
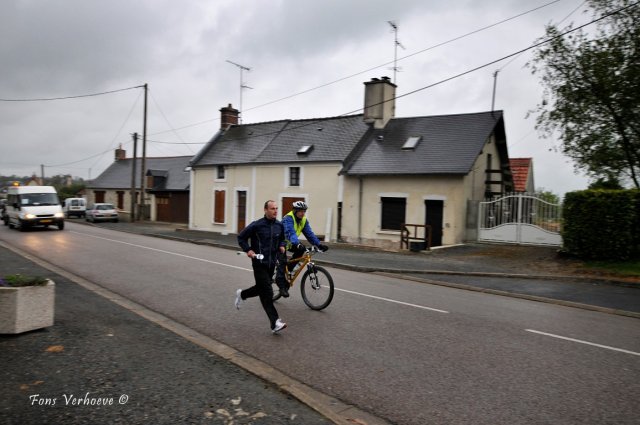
214 190 225 223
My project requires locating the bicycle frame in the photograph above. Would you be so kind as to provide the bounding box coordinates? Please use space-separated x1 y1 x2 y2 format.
284 251 314 286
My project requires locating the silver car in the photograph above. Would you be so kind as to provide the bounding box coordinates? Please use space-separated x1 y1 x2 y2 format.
86 203 119 223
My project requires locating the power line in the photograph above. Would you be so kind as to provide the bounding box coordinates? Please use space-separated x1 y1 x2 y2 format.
0 85 144 102
205 1 636 144
241 0 562 114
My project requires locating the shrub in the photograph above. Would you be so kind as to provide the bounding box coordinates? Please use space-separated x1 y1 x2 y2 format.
562 189 640 260
0 274 49 287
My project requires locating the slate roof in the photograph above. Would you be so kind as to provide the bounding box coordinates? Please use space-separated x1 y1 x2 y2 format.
190 115 370 167
190 110 506 176
343 111 505 175
88 156 192 191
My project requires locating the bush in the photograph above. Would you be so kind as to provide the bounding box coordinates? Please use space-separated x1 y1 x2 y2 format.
0 274 49 287
562 190 640 260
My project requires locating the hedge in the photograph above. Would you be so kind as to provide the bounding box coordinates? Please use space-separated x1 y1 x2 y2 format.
562 189 640 260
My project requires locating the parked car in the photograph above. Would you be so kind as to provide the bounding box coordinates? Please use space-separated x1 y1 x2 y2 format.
63 197 86 218
86 203 119 223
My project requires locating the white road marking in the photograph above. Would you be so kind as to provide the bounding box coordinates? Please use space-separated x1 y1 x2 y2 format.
525 329 640 356
71 231 252 272
335 287 449 313
72 230 449 314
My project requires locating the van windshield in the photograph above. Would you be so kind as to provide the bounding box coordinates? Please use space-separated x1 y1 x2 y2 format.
20 193 59 206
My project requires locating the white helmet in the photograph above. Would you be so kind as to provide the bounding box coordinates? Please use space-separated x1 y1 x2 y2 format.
292 201 308 211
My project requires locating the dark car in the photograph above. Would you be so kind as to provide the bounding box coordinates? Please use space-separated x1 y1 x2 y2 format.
86 203 119 223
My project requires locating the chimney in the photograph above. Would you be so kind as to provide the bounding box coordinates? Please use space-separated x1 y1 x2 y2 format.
220 104 239 130
115 144 126 161
363 76 396 129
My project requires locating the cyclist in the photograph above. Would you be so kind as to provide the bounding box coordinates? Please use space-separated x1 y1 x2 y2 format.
236 200 288 334
275 201 328 297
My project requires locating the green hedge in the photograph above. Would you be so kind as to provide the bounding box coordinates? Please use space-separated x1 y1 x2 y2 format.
562 190 640 260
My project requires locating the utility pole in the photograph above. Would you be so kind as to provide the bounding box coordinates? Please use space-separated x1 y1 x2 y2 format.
491 70 500 111
130 132 138 222
140 83 148 220
388 21 405 85
40 164 45 185
226 60 252 123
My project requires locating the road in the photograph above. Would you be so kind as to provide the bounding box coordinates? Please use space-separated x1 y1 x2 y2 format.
2 222 639 424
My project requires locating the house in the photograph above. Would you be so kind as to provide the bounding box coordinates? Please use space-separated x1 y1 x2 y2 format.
189 77 513 248
509 158 534 193
86 150 191 223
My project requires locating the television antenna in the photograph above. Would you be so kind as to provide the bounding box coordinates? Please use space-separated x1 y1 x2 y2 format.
226 60 253 123
387 21 405 85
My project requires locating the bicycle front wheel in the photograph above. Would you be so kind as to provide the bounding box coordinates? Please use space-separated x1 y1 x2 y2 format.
300 265 334 310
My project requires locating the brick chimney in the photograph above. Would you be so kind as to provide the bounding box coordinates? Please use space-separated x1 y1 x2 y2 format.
115 145 126 161
363 76 396 129
220 104 239 130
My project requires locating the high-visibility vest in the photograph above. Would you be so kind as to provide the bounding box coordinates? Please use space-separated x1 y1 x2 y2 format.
285 210 307 248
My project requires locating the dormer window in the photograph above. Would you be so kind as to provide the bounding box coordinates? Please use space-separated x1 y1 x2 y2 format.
402 136 422 150
297 145 314 155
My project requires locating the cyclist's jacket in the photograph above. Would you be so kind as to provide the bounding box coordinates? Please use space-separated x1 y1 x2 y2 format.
282 210 321 249
237 215 285 268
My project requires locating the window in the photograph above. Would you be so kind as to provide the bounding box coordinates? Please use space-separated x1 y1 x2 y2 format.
289 167 300 187
402 136 422 150
380 197 406 231
217 166 226 180
214 190 225 223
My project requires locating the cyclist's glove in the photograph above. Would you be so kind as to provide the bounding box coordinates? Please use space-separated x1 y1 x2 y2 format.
317 244 329 252
295 243 306 251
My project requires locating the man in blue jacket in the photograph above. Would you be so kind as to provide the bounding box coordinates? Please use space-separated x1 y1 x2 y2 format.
275 201 328 297
236 200 287 334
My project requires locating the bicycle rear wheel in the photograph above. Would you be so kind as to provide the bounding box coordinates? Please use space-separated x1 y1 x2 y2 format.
300 265 334 310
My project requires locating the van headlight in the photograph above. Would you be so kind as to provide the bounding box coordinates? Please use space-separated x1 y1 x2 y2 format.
54 212 64 218
24 213 36 220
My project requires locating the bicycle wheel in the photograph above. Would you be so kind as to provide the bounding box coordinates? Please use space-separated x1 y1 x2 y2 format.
300 265 334 310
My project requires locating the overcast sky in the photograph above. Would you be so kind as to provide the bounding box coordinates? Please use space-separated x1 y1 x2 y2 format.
1 0 594 196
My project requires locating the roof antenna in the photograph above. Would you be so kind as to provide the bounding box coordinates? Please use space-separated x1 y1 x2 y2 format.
226 60 253 123
387 21 405 85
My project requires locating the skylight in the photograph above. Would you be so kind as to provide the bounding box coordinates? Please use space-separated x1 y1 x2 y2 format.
402 136 422 150
297 145 314 155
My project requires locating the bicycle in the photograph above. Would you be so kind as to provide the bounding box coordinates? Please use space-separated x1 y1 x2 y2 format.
273 247 334 310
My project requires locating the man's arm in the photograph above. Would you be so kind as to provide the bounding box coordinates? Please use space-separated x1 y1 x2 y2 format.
237 221 254 253
302 220 322 246
282 215 300 245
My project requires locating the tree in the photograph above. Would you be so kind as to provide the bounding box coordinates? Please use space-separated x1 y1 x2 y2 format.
535 188 560 205
528 0 640 188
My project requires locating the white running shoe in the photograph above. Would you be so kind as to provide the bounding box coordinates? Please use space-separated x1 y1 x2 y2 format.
272 319 287 334
235 289 243 309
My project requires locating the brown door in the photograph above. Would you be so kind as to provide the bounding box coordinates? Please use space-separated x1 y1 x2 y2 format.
237 191 247 232
156 196 170 222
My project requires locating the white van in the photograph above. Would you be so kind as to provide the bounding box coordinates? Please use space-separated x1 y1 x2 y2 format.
5 185 65 231
63 197 86 218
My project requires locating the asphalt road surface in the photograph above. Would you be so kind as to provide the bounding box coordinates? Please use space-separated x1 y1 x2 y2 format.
2 222 639 424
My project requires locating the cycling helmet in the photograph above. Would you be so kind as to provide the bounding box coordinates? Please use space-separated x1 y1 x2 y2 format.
292 201 308 211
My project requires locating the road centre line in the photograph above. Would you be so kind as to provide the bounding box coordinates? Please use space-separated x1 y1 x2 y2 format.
74 231 449 313
335 287 449 314
525 329 640 357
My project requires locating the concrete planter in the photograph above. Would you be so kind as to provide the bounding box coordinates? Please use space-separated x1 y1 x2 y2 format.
0 280 55 334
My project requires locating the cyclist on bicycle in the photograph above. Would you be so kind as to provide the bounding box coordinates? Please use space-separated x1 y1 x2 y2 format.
275 201 328 297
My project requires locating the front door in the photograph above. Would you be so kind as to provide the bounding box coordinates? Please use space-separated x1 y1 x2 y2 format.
236 191 247 233
425 200 444 247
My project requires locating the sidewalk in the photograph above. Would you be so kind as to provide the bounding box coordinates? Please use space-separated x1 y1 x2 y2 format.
93 220 640 317
0 243 336 425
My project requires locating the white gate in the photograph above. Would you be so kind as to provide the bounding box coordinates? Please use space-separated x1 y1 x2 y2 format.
478 193 562 246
